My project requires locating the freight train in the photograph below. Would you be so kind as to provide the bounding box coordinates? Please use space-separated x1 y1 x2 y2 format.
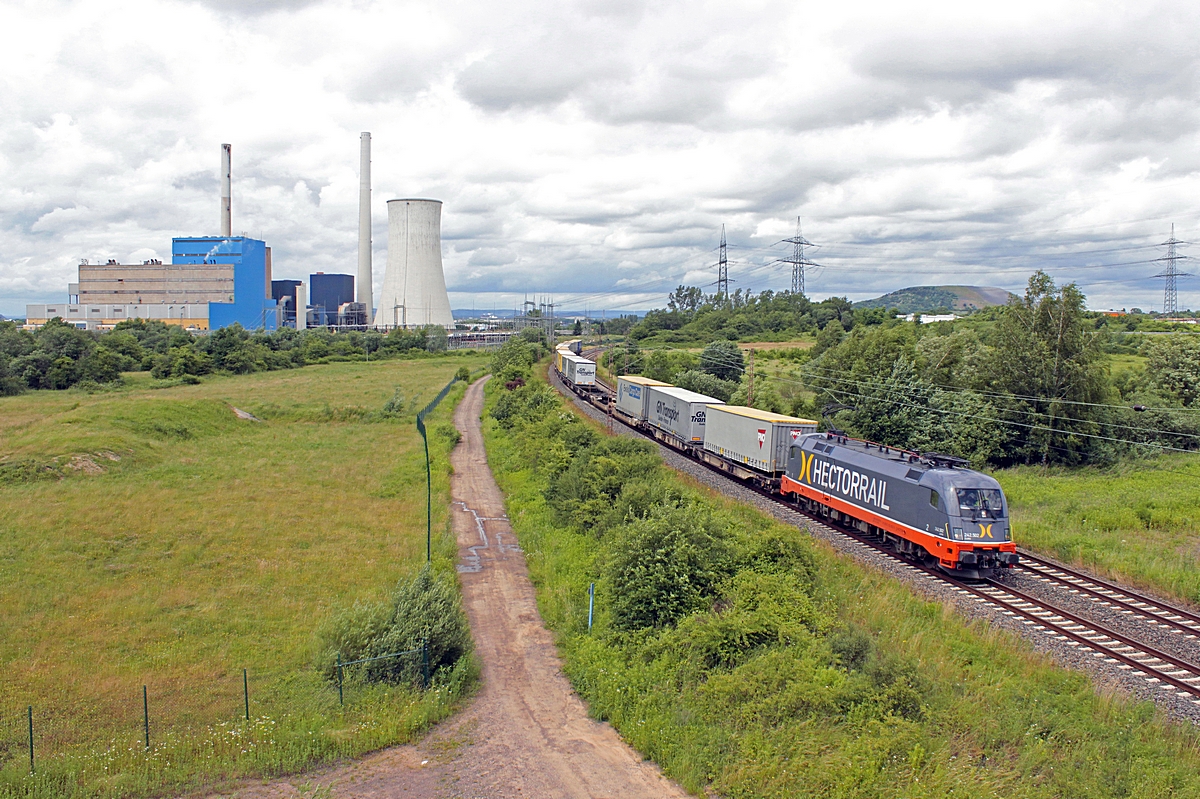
551 342 1018 578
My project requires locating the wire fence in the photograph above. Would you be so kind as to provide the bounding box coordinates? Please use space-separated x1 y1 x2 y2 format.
335 643 429 705
0 650 447 798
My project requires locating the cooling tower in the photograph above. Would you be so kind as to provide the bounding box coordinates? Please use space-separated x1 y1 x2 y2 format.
374 199 454 329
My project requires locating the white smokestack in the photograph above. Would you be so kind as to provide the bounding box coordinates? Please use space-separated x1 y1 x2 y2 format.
221 143 232 238
357 133 373 321
296 282 307 330
374 199 454 329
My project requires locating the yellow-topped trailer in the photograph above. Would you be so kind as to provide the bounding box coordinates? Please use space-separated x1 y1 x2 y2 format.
700 405 819 488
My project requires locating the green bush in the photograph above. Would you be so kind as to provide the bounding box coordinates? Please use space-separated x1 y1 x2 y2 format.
672 369 736 402
700 340 745 380
0 351 23 395
489 337 543 384
605 502 735 631
491 382 559 428
151 346 213 379
380 387 408 418
319 567 472 687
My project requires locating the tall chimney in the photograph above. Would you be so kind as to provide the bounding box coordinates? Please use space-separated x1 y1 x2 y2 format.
357 133 373 323
296 282 307 330
220 143 232 237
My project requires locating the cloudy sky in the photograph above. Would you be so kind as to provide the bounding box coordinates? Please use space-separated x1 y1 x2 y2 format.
2 0 1199 317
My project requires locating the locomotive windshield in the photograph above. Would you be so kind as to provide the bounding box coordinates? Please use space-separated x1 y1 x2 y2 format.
956 488 1005 518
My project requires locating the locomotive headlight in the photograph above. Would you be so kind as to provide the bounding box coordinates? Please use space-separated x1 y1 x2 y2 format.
952 528 963 540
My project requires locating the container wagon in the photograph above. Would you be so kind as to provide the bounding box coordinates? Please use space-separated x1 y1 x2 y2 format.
614 375 670 426
699 405 818 488
561 353 596 388
643 385 724 447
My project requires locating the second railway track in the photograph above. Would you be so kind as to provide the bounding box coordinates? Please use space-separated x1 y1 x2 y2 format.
557 354 1200 715
1016 552 1200 638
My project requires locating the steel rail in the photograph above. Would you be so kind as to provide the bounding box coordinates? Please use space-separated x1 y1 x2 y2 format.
1016 551 1200 635
548 363 1200 704
964 579 1200 700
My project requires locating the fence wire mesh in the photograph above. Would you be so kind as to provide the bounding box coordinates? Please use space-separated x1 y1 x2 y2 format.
0 649 447 798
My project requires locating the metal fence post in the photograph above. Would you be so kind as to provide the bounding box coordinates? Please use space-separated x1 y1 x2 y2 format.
336 654 344 706
588 583 595 631
243 668 250 720
28 705 33 774
415 375 461 566
424 427 432 563
421 638 430 690
142 686 149 749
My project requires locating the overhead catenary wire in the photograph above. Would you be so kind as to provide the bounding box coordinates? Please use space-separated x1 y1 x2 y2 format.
637 344 1200 449
684 345 1200 438
607 349 1196 460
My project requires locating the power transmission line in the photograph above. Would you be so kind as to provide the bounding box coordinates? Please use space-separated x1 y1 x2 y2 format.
715 225 730 298
776 217 820 295
1153 224 1193 316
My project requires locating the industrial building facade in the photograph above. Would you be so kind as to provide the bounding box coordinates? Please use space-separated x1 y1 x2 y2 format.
310 273 354 325
27 236 277 331
76 261 234 305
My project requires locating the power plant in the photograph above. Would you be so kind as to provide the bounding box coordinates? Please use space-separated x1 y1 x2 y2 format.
374 198 454 329
25 134 456 333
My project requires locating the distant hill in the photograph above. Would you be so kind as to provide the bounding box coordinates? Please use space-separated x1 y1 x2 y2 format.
854 285 1017 314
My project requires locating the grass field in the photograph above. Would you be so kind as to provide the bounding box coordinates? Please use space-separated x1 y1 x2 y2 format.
999 453 1200 604
0 355 485 798
485 368 1200 798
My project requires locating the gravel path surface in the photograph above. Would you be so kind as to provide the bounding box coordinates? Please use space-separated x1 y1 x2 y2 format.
550 368 1200 726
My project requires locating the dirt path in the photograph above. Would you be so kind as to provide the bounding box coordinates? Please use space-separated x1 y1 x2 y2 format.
215 377 688 799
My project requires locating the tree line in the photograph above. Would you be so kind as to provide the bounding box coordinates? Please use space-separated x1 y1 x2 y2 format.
0 318 454 395
610 272 1200 467
624 286 889 344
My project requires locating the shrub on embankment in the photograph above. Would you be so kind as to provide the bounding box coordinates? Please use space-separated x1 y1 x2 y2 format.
481 360 1200 798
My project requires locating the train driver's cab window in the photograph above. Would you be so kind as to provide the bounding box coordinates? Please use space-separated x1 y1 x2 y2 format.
957 488 1005 518
929 490 940 509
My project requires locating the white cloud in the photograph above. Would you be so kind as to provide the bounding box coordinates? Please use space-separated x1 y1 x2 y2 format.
2 0 1200 317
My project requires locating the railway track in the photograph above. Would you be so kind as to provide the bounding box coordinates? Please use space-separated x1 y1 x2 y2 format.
1015 552 1200 638
551 357 1200 706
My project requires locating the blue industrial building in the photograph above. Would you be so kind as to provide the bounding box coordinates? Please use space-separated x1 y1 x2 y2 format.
310 273 354 326
172 236 277 330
